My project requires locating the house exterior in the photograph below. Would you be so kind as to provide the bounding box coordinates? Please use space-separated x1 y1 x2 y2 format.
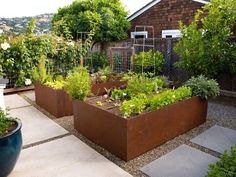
128 0 209 38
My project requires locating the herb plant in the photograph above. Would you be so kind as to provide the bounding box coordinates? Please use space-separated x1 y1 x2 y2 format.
0 109 15 137
64 66 91 100
185 75 220 99
206 147 236 177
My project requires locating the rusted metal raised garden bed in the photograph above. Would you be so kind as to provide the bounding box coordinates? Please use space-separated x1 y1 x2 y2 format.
73 96 208 161
35 83 73 118
35 81 127 118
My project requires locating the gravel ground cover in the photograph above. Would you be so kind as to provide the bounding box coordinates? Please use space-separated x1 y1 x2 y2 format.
22 93 236 177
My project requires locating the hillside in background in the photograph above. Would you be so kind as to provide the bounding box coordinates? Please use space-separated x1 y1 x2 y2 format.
0 13 53 35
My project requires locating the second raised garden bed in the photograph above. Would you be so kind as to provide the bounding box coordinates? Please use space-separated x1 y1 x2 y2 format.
35 81 127 118
73 96 208 161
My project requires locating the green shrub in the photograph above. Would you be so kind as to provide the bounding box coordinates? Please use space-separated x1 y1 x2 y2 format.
86 52 109 72
120 94 148 118
64 66 91 100
185 75 220 99
0 109 15 137
133 50 164 74
126 74 164 97
206 147 236 177
149 86 192 111
174 0 236 77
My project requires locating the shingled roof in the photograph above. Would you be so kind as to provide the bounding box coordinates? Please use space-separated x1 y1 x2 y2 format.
128 0 210 21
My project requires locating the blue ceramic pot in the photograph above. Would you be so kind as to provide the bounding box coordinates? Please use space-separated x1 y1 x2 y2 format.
0 119 22 177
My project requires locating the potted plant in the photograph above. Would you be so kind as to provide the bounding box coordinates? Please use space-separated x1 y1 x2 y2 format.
0 109 22 177
70 74 220 161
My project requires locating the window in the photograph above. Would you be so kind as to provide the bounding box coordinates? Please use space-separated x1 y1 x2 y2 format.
162 30 181 38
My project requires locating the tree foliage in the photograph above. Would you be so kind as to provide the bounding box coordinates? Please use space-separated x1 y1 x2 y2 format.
52 0 130 42
175 0 236 77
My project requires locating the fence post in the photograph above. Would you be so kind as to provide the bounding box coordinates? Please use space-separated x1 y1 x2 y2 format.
166 38 172 79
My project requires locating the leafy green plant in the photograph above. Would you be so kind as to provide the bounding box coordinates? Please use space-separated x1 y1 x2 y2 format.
185 75 220 99
64 66 91 100
206 147 236 177
120 94 148 118
126 74 165 97
110 89 128 101
45 75 65 90
31 55 52 84
133 50 164 74
0 109 15 137
149 87 192 111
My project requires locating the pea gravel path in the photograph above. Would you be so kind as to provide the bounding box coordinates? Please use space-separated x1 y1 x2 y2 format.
22 92 236 177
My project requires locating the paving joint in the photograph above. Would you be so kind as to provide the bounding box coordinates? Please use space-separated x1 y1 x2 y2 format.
23 133 71 149
186 141 221 158
7 105 32 111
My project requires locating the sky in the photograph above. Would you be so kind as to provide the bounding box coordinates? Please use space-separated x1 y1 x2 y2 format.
0 0 151 18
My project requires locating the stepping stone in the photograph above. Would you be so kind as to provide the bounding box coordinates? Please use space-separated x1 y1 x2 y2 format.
9 135 132 177
23 91 35 102
141 145 218 177
191 125 236 154
9 106 68 146
4 94 30 109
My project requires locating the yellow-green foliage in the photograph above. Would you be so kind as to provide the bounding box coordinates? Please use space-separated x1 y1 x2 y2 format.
45 75 65 90
149 86 192 111
31 55 52 84
64 66 91 100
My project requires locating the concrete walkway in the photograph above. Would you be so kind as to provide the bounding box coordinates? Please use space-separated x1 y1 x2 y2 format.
141 124 236 177
5 93 132 177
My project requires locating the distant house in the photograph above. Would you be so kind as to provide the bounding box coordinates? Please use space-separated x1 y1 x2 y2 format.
128 0 209 38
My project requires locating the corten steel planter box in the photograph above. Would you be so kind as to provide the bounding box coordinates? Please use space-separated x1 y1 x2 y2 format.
35 81 127 118
73 96 208 161
35 83 73 118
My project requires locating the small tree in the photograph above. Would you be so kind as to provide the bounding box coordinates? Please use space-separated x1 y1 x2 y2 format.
175 0 236 78
52 0 130 45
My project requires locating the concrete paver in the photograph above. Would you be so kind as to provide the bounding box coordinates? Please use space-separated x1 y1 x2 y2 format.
9 135 132 177
5 94 30 109
141 145 218 177
9 106 68 146
191 125 236 154
22 91 35 102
